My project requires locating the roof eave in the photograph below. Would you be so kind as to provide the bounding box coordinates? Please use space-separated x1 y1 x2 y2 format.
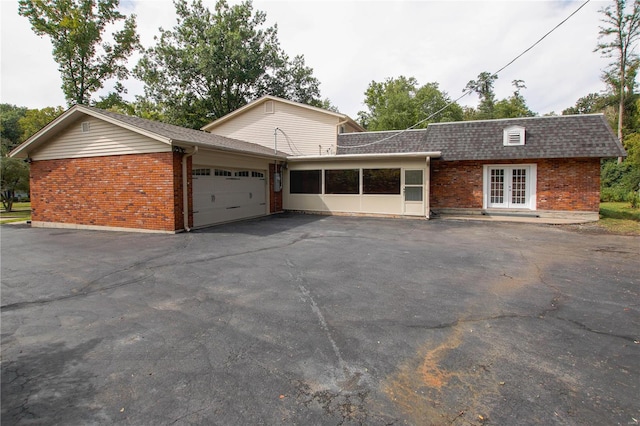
173 139 287 160
287 152 442 162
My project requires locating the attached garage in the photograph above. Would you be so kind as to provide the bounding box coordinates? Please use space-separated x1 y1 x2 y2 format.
9 105 287 233
192 167 267 227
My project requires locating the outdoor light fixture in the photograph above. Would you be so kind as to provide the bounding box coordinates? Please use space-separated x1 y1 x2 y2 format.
172 146 186 154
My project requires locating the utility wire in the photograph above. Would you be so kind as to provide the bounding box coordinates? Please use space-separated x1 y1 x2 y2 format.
340 0 592 150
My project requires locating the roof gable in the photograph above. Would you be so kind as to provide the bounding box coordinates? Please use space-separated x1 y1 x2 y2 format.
201 95 364 132
337 114 626 160
10 105 288 160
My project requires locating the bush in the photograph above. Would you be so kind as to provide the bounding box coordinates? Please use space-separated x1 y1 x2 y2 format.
601 159 640 202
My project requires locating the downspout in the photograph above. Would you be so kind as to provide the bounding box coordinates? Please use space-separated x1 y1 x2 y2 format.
182 146 198 232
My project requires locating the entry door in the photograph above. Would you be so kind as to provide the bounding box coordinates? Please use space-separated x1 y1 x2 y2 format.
487 166 530 209
403 169 424 216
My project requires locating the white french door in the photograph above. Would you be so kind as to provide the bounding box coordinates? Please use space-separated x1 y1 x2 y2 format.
485 165 536 209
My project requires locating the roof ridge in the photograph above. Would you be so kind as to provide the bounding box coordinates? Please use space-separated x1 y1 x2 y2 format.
427 113 605 127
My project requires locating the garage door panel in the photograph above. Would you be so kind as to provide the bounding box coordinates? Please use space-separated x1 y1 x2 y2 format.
193 169 267 228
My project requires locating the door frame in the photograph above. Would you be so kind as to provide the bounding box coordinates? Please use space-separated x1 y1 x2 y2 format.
482 164 537 210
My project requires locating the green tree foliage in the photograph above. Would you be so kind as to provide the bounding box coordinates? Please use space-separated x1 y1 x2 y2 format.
18 0 140 106
1 157 30 212
465 71 498 119
134 0 322 129
464 74 535 120
18 106 65 142
562 93 609 115
493 80 536 119
357 76 463 131
595 0 640 140
1 104 27 155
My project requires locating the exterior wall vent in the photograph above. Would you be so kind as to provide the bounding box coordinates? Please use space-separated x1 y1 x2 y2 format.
81 122 91 133
503 125 525 146
264 101 275 114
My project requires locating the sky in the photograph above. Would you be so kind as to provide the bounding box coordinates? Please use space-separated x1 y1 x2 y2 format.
0 0 617 120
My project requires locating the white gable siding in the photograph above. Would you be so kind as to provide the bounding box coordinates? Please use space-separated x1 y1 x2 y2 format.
207 101 340 156
32 116 170 161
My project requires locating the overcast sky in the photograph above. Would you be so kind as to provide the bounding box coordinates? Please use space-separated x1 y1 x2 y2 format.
0 0 618 120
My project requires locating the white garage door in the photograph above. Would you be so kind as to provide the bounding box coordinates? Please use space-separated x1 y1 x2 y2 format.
192 168 267 228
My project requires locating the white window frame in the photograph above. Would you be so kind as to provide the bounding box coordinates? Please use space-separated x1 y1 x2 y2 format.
483 164 537 210
503 125 525 146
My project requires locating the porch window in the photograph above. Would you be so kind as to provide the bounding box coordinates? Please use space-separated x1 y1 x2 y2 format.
290 170 321 194
325 169 359 194
363 169 401 194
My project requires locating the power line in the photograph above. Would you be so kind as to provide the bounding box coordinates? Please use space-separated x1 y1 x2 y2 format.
340 0 592 150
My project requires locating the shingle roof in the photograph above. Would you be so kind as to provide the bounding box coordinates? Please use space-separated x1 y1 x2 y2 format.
337 114 626 160
90 107 289 158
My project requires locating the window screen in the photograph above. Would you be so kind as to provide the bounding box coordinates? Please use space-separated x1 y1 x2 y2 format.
325 169 359 194
363 169 401 194
290 170 321 194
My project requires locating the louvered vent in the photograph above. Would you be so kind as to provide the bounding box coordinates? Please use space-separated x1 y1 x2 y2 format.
503 126 525 146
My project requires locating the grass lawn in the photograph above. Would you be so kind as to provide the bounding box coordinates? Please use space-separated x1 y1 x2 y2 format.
597 202 640 235
0 202 31 224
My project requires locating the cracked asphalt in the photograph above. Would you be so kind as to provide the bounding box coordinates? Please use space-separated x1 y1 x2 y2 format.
1 214 639 425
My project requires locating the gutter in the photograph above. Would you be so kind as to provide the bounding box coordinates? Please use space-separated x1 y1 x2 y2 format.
182 146 198 232
286 151 442 162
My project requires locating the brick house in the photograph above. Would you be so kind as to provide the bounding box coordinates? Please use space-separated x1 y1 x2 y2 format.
9 96 625 232
335 115 624 221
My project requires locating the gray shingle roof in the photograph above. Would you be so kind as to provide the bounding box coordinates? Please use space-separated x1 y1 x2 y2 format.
337 114 626 160
91 106 289 158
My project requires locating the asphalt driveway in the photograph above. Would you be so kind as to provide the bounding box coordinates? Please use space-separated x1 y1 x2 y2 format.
1 214 639 425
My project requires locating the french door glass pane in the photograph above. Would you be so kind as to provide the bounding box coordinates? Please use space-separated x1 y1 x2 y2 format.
511 169 527 204
490 169 504 204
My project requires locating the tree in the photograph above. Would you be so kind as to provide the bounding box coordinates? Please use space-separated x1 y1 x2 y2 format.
595 0 640 141
18 0 140 106
1 104 28 155
562 93 609 115
135 0 322 129
465 71 498 119
1 157 30 212
493 80 536 119
18 106 65 142
357 76 463 131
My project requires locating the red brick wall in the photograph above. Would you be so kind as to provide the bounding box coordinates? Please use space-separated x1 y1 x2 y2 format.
537 158 600 211
269 163 283 213
30 152 186 231
430 158 601 212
